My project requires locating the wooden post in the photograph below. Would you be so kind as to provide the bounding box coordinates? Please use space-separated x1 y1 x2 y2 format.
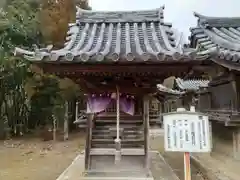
184 152 191 180
85 113 94 171
75 101 79 123
143 95 150 169
208 121 214 157
233 128 240 160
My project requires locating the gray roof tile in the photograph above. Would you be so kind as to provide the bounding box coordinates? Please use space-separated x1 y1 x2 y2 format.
15 6 200 63
190 13 240 63
175 78 209 91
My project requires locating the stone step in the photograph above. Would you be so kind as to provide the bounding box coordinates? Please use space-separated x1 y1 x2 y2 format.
95 114 142 119
95 120 143 124
92 134 143 139
82 177 153 180
75 118 160 125
92 139 144 144
94 125 143 130
92 129 143 134
90 148 145 155
92 143 144 148
84 171 152 179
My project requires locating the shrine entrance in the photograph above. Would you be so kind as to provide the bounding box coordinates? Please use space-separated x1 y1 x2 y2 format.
15 6 212 179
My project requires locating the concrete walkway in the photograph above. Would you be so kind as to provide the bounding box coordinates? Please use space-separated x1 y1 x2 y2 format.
56 128 178 180
56 151 179 180
56 152 85 180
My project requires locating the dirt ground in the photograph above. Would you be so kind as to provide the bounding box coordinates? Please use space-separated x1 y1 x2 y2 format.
0 132 85 180
2 129 237 180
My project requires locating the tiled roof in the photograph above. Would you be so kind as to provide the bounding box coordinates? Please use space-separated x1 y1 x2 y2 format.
175 78 209 91
190 12 240 63
14 6 203 63
157 84 184 95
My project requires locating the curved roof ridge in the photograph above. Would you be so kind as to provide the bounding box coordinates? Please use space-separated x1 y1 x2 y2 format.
76 5 165 14
193 12 240 28
76 5 165 23
194 12 240 20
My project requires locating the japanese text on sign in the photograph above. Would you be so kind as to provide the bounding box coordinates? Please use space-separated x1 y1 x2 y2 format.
163 113 211 152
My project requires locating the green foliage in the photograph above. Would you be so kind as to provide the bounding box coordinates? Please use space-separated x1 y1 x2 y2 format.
0 0 41 51
0 52 30 137
0 0 83 138
25 65 81 129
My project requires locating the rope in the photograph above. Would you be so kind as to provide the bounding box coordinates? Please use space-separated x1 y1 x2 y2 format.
116 85 120 140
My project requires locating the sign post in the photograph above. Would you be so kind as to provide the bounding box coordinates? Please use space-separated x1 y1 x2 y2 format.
184 152 191 180
163 107 211 180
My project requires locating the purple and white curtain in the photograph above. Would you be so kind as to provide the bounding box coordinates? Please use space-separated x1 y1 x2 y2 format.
120 96 135 115
86 94 135 115
87 96 112 114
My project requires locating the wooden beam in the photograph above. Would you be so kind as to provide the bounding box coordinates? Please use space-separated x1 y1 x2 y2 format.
233 128 240 160
75 82 157 94
211 58 240 72
40 63 201 74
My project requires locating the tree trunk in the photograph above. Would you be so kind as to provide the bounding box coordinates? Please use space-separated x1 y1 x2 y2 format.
64 101 69 141
52 114 57 141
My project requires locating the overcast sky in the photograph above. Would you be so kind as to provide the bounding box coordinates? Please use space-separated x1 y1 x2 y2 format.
89 0 240 40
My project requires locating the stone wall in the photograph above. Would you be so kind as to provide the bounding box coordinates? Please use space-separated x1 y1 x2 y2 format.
211 122 234 157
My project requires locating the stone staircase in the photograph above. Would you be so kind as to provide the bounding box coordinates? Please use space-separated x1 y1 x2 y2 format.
86 115 152 179
91 115 144 149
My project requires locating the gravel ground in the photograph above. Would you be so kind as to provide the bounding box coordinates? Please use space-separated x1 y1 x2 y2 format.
0 133 85 180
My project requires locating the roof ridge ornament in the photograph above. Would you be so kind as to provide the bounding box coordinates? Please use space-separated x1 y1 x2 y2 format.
158 5 165 21
193 12 206 19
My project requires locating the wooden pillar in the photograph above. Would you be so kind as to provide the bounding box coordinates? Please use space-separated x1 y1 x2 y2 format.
233 128 240 160
143 95 150 169
75 101 79 123
209 121 213 156
85 113 94 171
176 98 182 108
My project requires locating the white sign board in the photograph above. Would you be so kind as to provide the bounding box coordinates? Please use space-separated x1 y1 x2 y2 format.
163 112 211 152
